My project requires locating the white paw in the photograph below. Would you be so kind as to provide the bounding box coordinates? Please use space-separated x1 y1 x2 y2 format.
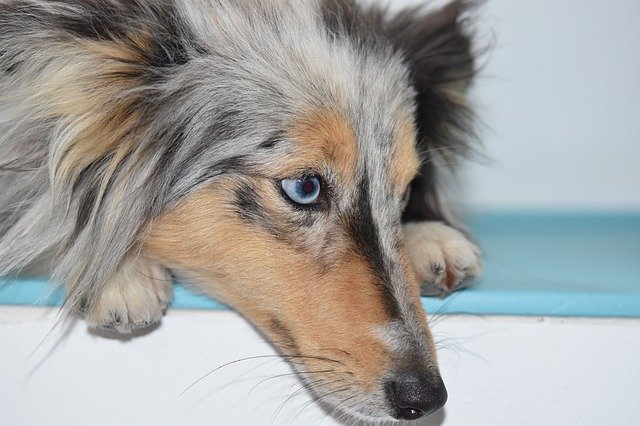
403 221 482 296
85 257 172 333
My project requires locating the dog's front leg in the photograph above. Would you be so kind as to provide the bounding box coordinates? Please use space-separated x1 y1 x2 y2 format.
82 256 173 333
403 221 482 297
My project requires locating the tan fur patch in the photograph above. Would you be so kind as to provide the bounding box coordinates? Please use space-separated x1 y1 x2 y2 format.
273 108 358 183
22 37 152 194
145 180 392 390
56 47 146 184
391 117 420 194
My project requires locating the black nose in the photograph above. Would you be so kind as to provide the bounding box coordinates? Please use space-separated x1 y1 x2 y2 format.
385 372 448 420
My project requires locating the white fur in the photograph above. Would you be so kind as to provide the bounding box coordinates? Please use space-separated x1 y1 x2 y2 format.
85 257 172 333
403 221 482 296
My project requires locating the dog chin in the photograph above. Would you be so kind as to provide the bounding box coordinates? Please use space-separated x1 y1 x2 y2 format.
334 406 397 423
316 390 397 423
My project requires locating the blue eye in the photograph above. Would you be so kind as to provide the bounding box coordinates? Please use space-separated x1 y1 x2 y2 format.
281 175 321 205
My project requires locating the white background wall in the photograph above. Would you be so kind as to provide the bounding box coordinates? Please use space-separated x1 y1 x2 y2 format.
390 0 640 211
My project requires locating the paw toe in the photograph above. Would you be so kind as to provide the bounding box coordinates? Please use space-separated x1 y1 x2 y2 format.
404 221 482 297
85 260 172 334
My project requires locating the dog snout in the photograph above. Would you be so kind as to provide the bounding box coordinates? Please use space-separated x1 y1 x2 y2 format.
385 371 448 420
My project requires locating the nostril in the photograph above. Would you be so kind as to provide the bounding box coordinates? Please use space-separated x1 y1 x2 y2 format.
396 406 424 420
385 372 448 420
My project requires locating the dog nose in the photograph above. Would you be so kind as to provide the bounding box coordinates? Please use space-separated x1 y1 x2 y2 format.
385 372 448 420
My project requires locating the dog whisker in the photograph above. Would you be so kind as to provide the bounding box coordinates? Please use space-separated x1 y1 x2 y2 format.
435 334 489 362
289 386 352 425
180 354 289 397
249 369 353 395
270 376 350 426
320 393 360 425
180 352 348 397
218 357 283 390
269 379 319 425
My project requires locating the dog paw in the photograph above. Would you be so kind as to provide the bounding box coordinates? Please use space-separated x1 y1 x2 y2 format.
85 258 172 333
403 221 482 296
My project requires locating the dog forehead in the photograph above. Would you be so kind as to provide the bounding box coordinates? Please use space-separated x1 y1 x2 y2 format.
285 105 419 188
289 107 359 176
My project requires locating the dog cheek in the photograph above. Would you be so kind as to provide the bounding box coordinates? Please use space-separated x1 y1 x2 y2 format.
142 181 309 301
143 184 399 390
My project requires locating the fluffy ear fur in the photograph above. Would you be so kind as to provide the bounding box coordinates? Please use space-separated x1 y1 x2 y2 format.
0 1 207 315
385 1 475 155
382 1 477 223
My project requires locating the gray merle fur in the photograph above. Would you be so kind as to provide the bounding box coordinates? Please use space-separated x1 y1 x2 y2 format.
0 0 477 331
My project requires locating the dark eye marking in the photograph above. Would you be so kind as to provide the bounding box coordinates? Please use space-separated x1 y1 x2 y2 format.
235 182 266 223
344 175 402 319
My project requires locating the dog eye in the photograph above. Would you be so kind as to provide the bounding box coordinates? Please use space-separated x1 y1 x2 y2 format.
281 175 321 205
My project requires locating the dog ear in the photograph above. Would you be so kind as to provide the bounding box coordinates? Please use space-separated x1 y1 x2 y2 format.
319 0 477 224
384 0 476 161
381 1 478 225
321 0 476 159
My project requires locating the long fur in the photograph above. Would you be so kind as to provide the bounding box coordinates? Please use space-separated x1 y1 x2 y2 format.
0 0 475 315
0 1 477 420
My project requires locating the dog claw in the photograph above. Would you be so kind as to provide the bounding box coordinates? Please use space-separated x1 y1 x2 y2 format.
430 263 445 277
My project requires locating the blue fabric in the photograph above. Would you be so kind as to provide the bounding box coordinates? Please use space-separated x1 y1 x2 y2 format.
1 213 639 317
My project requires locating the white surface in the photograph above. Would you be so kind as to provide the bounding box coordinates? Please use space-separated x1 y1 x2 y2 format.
390 0 640 211
1 307 639 426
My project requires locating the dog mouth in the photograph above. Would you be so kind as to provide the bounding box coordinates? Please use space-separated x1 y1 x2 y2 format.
289 373 393 422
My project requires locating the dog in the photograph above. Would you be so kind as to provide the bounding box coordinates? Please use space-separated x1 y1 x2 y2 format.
0 0 482 421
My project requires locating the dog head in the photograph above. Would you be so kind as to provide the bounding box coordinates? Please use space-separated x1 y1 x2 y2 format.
144 1 474 420
0 0 475 421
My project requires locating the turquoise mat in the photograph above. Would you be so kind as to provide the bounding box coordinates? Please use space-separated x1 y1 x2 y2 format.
1 214 639 317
